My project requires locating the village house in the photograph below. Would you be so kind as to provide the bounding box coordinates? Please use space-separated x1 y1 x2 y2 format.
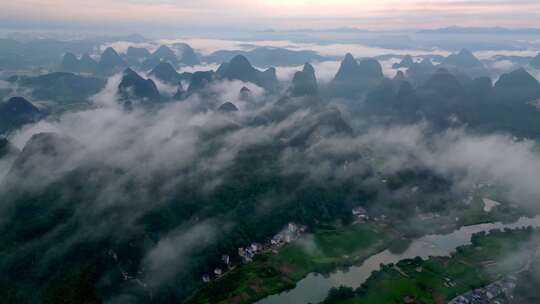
238 247 254 263
448 276 517 304
250 243 262 253
204 222 308 283
214 268 223 277
288 223 298 233
352 206 369 221
222 254 230 265
271 233 283 245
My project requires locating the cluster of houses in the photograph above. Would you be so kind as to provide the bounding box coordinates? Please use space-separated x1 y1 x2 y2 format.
352 206 389 224
237 223 307 264
201 207 377 283
202 223 307 283
448 276 517 304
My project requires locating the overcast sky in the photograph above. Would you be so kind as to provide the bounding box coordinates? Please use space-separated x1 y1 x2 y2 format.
2 0 540 33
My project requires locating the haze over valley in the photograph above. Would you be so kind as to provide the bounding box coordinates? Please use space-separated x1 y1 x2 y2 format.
2 1 540 304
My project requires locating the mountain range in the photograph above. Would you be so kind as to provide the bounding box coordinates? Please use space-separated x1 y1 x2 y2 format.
4 40 540 304
148 61 191 85
118 68 161 104
330 53 383 97
0 96 42 135
216 55 279 92
8 72 106 104
206 47 327 68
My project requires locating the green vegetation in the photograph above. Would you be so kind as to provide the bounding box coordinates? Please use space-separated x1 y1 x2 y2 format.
514 259 540 303
185 222 397 304
185 187 533 304
388 184 528 239
325 227 540 304
323 286 356 304
455 187 523 227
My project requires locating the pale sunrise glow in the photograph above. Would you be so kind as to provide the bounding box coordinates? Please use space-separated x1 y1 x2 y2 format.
2 0 540 31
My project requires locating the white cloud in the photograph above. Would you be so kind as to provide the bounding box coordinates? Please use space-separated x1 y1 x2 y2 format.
99 41 157 54
475 49 540 60
178 63 220 73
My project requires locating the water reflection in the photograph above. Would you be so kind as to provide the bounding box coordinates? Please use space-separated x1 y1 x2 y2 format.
256 216 540 304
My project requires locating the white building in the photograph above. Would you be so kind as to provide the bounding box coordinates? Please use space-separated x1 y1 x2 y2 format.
288 223 298 233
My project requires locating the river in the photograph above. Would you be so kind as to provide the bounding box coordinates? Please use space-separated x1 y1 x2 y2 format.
256 216 540 304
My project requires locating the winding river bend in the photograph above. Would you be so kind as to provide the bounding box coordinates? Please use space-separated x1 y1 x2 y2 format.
256 216 540 304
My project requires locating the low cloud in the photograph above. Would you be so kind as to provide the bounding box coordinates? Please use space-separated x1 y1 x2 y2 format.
143 221 219 285
178 62 220 73
322 124 540 210
380 58 403 78
148 77 179 97
475 49 540 60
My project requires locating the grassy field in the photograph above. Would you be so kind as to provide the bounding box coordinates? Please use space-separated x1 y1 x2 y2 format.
185 222 398 304
329 228 539 304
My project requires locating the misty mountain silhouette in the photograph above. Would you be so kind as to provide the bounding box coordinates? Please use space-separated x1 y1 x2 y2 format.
216 55 278 92
118 68 161 103
421 68 464 97
149 61 184 85
7 132 85 185
141 45 178 70
79 54 99 74
153 45 178 64
98 47 127 75
59 52 79 72
124 46 151 67
530 53 540 69
60 53 99 74
392 55 414 69
239 86 254 101
207 47 325 68
406 58 438 84
187 71 215 95
494 68 540 102
10 72 106 104
289 62 318 97
0 136 19 159
442 49 484 68
173 43 200 66
0 97 42 134
331 53 383 97
394 70 406 82
218 101 239 113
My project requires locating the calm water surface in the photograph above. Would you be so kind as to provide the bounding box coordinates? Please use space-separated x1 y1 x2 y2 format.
256 216 540 304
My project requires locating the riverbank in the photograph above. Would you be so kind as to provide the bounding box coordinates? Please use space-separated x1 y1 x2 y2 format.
322 227 540 304
185 193 531 304
185 222 400 304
